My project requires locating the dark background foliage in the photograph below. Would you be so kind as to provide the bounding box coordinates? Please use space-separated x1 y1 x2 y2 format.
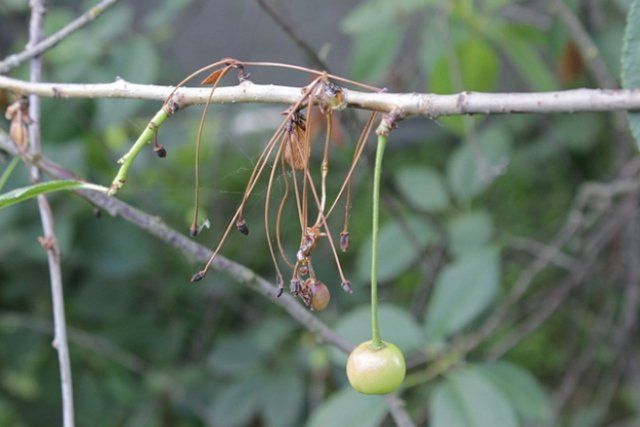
1 0 639 426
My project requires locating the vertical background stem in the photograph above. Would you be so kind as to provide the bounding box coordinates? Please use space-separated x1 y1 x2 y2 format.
370 134 388 348
27 1 75 425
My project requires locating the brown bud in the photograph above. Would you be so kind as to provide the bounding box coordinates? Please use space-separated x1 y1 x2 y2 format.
341 280 353 294
190 271 206 282
153 143 167 158
189 224 199 237
340 231 350 252
5 97 31 150
235 218 249 235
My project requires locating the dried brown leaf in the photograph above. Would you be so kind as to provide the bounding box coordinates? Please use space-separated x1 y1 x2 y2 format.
9 120 28 149
201 68 225 85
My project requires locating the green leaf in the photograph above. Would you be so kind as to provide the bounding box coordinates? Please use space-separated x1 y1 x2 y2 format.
350 25 402 82
342 0 395 34
447 125 512 202
332 304 425 363
425 247 500 338
395 166 450 213
430 38 500 94
0 180 107 210
95 37 159 128
429 37 500 134
212 375 265 427
305 387 387 427
430 366 518 427
447 210 493 257
494 26 557 91
430 382 469 426
260 372 304 427
342 0 431 34
356 215 437 282
480 362 552 424
89 4 134 43
420 18 449 78
596 24 625 79
621 0 640 147
143 0 191 30
207 335 265 376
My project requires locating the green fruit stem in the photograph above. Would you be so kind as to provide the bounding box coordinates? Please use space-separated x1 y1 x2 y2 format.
108 107 170 195
370 133 387 349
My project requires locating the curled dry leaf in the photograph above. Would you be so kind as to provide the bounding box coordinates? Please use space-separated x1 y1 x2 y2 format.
4 97 32 150
284 112 310 170
201 68 225 85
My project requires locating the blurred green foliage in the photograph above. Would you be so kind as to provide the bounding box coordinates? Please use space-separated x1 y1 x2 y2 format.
1 0 639 426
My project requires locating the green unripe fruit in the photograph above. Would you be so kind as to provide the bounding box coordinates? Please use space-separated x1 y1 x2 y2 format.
346 340 406 395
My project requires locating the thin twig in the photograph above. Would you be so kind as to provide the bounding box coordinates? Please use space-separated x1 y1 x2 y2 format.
0 132 415 426
487 197 637 360
460 162 640 354
26 1 75 426
1 75 640 116
0 0 121 73
253 0 328 71
507 236 578 271
0 311 214 421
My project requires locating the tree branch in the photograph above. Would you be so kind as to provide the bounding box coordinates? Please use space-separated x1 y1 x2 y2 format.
1 75 640 117
25 1 75 426
0 131 415 427
0 0 122 74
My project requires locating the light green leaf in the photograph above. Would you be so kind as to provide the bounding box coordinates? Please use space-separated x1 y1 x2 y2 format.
425 247 500 338
429 37 499 134
350 25 402 82
495 28 557 91
356 215 437 282
342 0 431 34
212 375 265 427
430 382 470 427
95 37 159 128
89 4 134 44
421 18 449 78
430 366 518 427
481 362 552 424
207 335 265 376
430 38 500 94
341 0 395 34
396 166 449 213
596 24 624 79
332 304 425 363
260 372 304 427
621 0 640 147
447 211 493 257
0 180 107 210
447 125 512 202
143 0 190 30
305 387 386 427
